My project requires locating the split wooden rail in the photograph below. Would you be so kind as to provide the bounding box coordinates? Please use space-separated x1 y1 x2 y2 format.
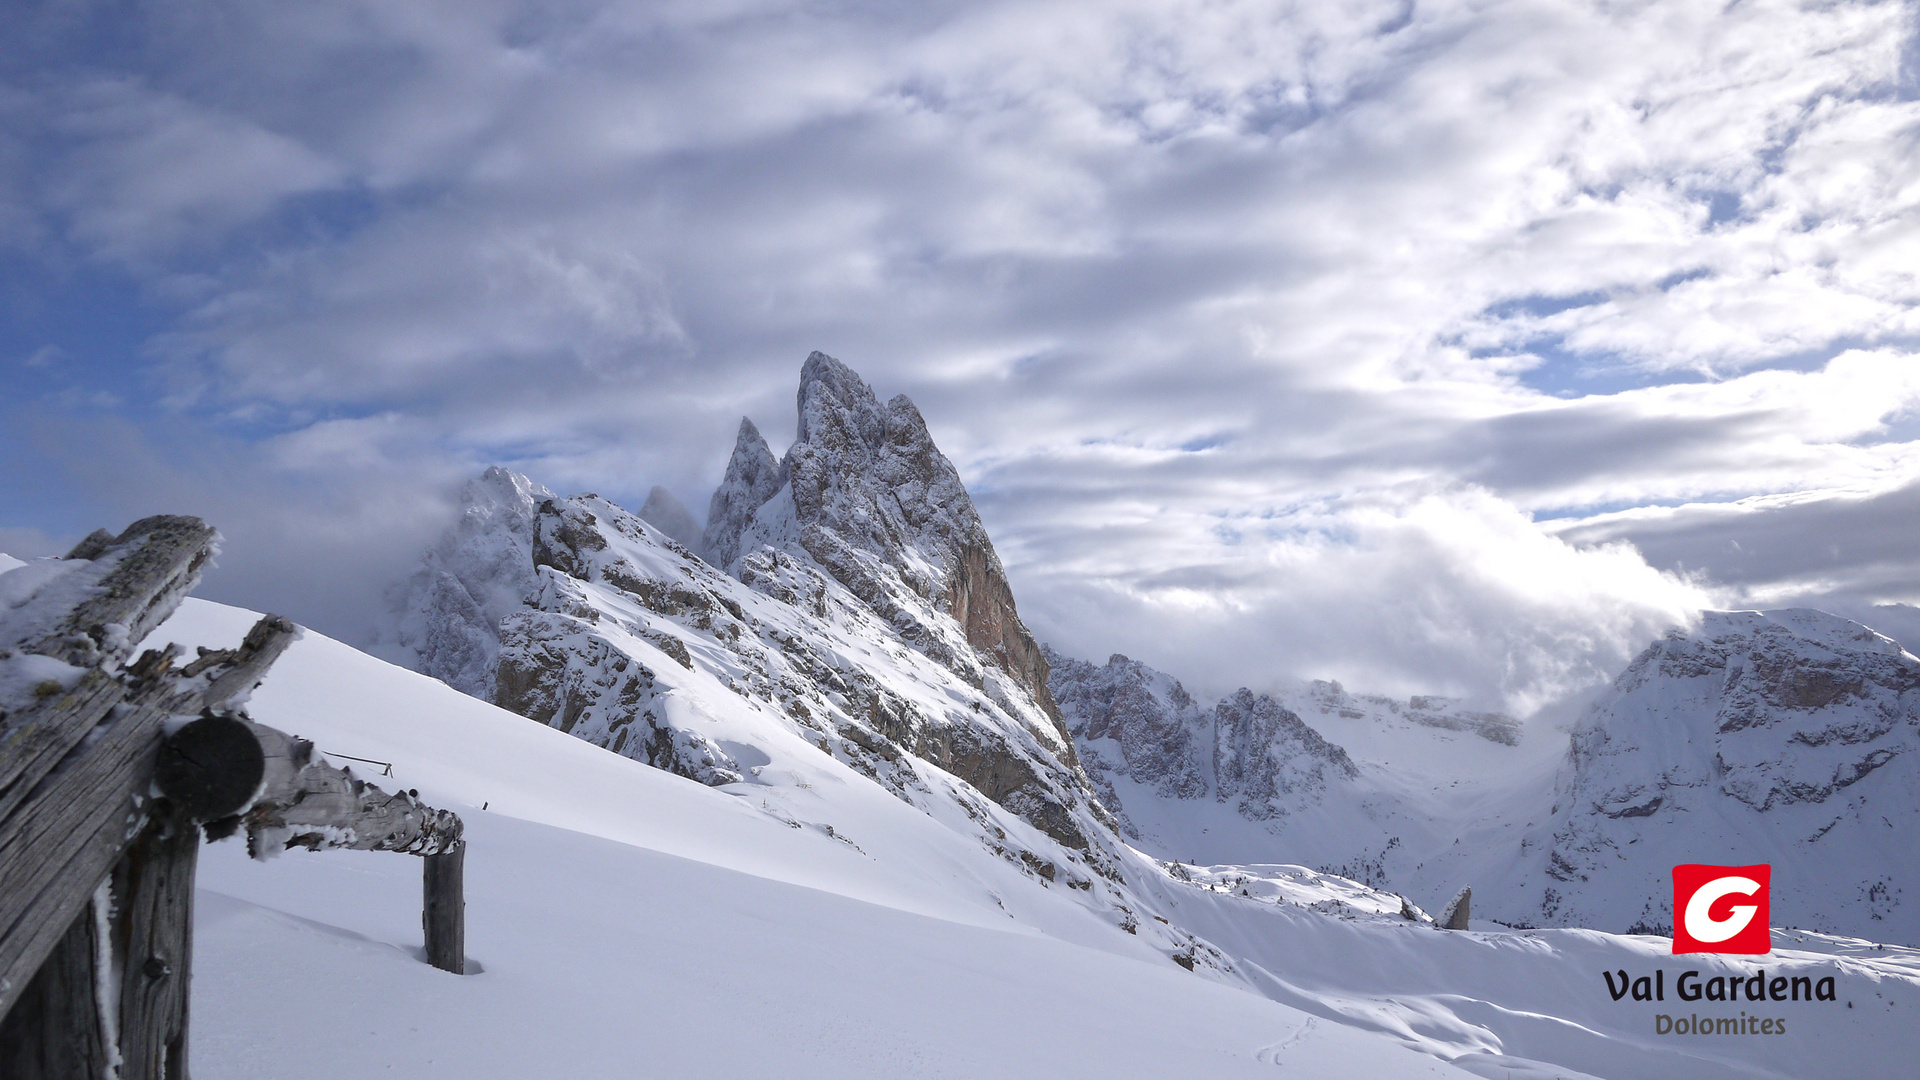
0 516 467 1079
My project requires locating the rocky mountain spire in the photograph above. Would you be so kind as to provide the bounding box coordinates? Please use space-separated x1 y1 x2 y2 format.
716 351 1067 739
701 417 785 568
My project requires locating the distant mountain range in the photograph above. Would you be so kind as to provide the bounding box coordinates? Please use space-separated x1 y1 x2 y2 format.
12 352 1920 1079
388 352 1920 946
1050 611 1920 944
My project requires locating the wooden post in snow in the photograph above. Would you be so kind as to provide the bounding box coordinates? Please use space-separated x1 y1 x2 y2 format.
424 842 466 975
0 515 469 1080
114 806 201 1080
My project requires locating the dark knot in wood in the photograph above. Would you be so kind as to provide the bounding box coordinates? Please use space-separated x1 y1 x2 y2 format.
155 712 266 822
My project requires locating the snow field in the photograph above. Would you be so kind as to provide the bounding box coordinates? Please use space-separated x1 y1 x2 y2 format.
162 597 1467 1078
0 557 1906 1080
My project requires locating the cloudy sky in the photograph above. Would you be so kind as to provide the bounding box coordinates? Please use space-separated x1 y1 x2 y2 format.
3 0 1917 711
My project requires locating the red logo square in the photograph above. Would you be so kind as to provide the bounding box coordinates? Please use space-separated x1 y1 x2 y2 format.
1672 864 1771 954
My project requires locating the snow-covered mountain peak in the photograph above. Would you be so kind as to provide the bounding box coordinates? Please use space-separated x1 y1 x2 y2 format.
484 484 1116 858
706 352 1064 736
638 485 703 553
702 417 784 569
468 463 552 517
785 351 988 590
1529 606 1920 938
388 355 1117 873
1697 607 1917 661
386 466 555 698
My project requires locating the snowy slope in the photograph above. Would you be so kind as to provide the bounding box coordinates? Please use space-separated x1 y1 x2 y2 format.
155 596 1464 1079
118 593 1920 1080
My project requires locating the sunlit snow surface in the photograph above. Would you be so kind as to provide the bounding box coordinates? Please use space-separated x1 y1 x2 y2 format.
100 594 1920 1079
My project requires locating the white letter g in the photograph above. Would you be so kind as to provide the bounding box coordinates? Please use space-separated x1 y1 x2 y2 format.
1684 876 1759 943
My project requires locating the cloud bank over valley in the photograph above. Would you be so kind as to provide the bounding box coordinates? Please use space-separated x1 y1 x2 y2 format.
3 0 1917 710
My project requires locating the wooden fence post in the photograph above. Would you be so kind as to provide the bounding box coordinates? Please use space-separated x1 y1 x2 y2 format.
1 515 472 1080
0 899 112 1080
423 842 466 975
115 805 199 1080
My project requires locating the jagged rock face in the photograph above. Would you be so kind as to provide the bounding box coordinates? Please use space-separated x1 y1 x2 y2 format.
387 467 554 698
638 486 703 554
1300 680 1521 746
478 486 1113 854
1048 650 1207 812
394 354 1113 861
1212 689 1359 819
1051 651 1364 831
382 472 1323 973
1538 609 1920 940
708 352 1068 747
701 418 784 568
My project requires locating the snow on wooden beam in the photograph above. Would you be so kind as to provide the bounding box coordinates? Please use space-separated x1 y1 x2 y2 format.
0 514 471 1079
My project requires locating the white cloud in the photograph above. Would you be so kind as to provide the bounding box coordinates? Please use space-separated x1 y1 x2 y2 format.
5 0 1919 704
1012 484 1713 713
44 80 345 263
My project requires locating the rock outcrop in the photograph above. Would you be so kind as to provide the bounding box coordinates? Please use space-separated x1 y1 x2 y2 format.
1532 609 1920 939
387 466 554 698
489 485 1110 854
1211 688 1360 819
706 353 1069 750
1047 650 1208 808
1049 650 1362 832
394 354 1115 858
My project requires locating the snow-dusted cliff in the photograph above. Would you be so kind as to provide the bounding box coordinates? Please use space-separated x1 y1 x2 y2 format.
710 353 1064 732
387 467 554 698
390 355 1218 956
1057 609 1920 945
1047 650 1370 829
1047 647 1556 918
1524 608 1920 941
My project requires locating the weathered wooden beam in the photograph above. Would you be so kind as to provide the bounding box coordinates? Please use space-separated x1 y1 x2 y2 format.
155 715 462 858
0 516 223 1023
0 694 170 1020
246 737 464 858
0 517 472 1075
115 806 198 1080
1 517 216 819
423 842 466 975
0 669 127 829
0 520 353 1069
165 614 300 715
0 613 298 1017
22 516 219 669
153 710 265 826
0 894 113 1080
